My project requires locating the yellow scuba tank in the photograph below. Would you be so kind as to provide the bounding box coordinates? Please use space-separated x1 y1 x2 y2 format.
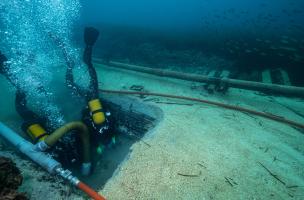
88 99 106 125
26 123 48 143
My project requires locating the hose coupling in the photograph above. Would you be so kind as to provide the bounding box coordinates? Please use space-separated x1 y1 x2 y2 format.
55 167 80 185
34 141 50 151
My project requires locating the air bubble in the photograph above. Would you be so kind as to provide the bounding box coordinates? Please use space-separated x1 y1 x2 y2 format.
0 0 82 128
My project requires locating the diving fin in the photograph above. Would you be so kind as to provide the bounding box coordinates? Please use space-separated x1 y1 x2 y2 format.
84 27 99 46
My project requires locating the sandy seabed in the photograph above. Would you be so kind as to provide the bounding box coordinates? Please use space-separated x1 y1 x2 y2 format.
0 63 303 200
96 63 304 200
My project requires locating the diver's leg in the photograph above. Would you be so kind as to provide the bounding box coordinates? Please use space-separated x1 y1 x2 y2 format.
86 63 99 99
82 28 116 153
83 27 99 65
83 27 100 99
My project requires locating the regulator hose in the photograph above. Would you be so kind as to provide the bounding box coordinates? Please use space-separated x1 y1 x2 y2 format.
99 89 304 131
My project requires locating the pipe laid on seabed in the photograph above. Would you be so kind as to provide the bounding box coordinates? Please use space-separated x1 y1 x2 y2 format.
0 122 106 200
94 59 304 98
99 89 304 131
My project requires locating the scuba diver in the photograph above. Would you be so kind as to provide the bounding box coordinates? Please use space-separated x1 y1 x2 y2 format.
57 27 115 155
0 27 115 175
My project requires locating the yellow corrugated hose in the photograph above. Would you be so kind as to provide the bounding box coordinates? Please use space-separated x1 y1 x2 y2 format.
44 121 90 163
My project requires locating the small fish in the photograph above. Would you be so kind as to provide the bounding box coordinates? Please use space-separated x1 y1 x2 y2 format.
279 46 297 52
294 54 303 59
280 40 289 44
281 35 289 39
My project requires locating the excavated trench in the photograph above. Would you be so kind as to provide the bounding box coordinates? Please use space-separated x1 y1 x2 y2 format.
0 78 163 193
82 94 163 190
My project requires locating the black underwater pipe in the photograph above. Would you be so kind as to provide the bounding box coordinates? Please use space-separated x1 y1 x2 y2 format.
94 59 304 98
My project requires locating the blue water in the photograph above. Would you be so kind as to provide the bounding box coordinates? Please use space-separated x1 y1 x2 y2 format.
0 1 304 199
81 0 303 34
77 0 304 86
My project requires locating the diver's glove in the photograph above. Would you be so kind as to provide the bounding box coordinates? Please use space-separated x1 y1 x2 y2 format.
84 27 99 46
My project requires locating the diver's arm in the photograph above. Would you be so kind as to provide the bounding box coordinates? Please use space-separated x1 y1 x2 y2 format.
47 32 85 96
47 32 75 68
47 33 76 86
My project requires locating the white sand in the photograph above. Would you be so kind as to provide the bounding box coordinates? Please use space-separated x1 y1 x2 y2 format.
96 64 304 200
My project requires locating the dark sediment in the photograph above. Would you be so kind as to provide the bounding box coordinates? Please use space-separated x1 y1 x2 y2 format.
0 156 28 200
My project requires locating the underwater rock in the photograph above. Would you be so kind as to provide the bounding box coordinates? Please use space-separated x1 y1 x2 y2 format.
0 156 28 200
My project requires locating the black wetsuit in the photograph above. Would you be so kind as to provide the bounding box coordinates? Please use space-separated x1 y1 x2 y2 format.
64 28 99 100
68 27 113 146
53 27 113 146
65 43 98 100
0 28 99 128
1 27 113 166
1 51 81 165
83 42 99 99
